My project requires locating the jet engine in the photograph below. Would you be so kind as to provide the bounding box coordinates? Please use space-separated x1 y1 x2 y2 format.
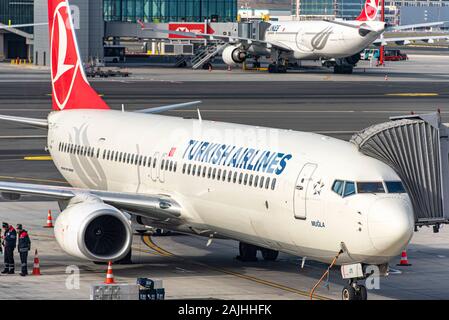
54 198 132 262
222 45 247 67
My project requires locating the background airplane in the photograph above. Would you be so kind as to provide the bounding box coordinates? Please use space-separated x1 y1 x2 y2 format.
139 0 448 74
0 0 416 300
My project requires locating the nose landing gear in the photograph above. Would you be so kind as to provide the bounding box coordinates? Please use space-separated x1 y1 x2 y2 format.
342 280 367 300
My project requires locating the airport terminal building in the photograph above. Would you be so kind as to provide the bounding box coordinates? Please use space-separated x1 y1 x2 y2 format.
0 0 447 64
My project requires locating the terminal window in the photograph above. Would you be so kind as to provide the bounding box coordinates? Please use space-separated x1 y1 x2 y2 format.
103 0 237 23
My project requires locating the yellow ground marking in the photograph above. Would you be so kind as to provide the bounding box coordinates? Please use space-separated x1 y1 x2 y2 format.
142 235 331 300
23 156 53 161
0 175 69 185
385 93 439 97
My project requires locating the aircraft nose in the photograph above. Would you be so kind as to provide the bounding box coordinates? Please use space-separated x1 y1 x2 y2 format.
368 197 414 257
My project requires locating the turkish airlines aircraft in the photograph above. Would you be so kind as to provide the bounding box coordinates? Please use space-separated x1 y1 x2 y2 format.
141 0 447 74
0 0 415 300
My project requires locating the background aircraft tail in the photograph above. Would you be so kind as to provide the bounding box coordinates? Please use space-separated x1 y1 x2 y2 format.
48 0 109 111
356 0 380 22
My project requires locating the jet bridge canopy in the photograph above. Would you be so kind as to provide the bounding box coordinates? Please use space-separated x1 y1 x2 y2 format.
350 112 449 230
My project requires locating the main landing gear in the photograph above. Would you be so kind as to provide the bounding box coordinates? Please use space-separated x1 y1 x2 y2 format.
333 64 353 74
268 63 287 73
237 242 279 262
342 280 367 300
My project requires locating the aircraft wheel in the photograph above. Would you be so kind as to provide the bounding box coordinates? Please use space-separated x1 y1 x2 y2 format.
357 284 368 300
342 284 358 300
261 248 279 261
238 242 258 262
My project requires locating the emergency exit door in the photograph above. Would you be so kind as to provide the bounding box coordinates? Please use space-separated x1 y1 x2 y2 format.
293 163 317 219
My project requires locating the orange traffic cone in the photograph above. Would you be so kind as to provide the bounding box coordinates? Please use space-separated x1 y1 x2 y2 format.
104 261 115 284
44 210 54 228
32 249 41 275
397 250 411 266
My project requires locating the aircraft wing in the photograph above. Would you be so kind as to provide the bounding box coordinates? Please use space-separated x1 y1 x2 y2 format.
373 35 449 46
387 21 448 31
0 181 182 221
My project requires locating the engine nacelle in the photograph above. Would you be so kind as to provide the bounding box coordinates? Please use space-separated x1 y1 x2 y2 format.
222 45 247 67
54 198 132 262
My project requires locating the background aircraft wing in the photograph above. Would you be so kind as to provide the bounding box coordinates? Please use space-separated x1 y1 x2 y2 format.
387 21 448 31
0 181 182 221
373 35 449 46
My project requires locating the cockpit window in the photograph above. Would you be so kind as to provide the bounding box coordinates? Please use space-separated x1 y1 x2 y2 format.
385 181 406 193
332 180 344 196
343 181 356 197
357 182 385 194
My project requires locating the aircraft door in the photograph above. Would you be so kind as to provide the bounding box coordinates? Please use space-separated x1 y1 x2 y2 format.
293 163 317 219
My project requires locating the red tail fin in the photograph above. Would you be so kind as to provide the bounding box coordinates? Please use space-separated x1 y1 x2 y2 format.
48 0 109 111
356 0 380 21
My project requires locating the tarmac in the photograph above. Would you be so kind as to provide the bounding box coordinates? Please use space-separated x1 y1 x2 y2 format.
0 51 448 299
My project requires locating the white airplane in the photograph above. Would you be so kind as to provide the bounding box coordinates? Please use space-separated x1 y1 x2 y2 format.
0 0 415 300
140 0 448 74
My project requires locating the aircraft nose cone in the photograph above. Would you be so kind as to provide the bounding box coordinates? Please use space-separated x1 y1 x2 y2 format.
368 197 414 257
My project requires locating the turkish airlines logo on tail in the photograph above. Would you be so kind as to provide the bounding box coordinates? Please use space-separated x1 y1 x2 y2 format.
365 0 379 21
50 2 81 110
356 0 379 21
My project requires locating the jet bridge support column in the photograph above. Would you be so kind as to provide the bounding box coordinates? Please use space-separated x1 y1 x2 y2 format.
350 112 449 231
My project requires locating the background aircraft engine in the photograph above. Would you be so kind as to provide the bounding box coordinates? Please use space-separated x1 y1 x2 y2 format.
54 200 132 262
222 45 247 66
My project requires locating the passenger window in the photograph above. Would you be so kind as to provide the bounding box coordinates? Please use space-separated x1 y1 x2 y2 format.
153 158 157 168
343 181 356 197
202 166 207 178
182 163 186 174
192 165 197 175
187 164 191 175
208 167 212 178
165 160 169 171
222 170 227 181
161 159 165 170
271 178 277 190
254 176 259 187
265 177 271 189
148 157 151 167
228 171 232 182
357 182 385 194
332 180 344 196
217 169 222 180
169 161 173 172
212 168 216 179
233 172 237 183
238 173 243 184
174 162 177 172
197 165 201 176
243 173 248 186
259 176 265 188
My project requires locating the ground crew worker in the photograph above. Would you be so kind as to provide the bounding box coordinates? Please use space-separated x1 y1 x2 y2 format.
2 222 16 274
16 224 31 276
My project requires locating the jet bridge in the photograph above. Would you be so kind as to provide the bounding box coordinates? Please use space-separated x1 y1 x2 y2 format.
350 112 449 232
